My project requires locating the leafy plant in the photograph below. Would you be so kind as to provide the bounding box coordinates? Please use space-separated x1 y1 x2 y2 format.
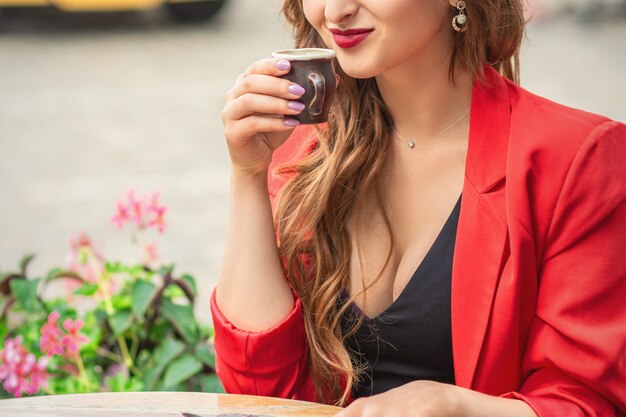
0 189 222 398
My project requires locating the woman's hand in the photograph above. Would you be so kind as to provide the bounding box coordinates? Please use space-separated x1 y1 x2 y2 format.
335 381 462 417
221 58 307 179
334 380 537 417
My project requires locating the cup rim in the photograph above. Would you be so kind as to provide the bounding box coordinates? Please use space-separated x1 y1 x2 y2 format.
272 48 336 61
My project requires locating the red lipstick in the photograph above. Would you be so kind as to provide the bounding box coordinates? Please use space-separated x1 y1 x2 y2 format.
329 28 374 49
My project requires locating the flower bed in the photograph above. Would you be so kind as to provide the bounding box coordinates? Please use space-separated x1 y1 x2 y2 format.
0 189 222 398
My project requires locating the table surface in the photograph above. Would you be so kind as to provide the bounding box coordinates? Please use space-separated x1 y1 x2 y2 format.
0 391 343 417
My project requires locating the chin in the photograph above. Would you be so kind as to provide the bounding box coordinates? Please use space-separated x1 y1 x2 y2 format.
337 63 378 80
335 51 385 80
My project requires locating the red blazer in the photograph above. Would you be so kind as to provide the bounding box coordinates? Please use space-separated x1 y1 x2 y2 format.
210 66 626 417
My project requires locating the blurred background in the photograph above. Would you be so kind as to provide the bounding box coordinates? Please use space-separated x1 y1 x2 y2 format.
1 0 625 322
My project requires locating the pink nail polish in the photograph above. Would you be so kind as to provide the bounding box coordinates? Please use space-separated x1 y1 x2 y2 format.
288 101 305 111
276 60 291 71
284 118 300 127
288 84 306 96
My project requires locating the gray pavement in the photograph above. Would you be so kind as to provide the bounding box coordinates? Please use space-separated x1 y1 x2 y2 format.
0 1 625 322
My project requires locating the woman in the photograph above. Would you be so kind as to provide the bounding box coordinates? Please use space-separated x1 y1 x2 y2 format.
212 0 626 415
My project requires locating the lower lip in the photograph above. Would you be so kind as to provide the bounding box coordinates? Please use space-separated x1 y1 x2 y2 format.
332 31 372 49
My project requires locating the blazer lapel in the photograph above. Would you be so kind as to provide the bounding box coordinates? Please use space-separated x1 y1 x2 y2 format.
452 67 512 389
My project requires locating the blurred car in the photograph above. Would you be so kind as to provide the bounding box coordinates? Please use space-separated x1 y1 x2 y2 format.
0 0 228 21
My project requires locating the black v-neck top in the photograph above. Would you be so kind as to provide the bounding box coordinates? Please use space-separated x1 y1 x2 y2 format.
340 195 461 398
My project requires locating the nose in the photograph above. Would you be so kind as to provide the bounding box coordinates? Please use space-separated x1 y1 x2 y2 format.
324 0 358 25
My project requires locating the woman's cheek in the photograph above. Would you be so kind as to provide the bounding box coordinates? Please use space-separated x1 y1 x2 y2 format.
302 0 324 29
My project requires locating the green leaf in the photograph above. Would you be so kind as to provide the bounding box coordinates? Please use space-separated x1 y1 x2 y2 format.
200 374 224 393
131 280 157 318
160 299 197 344
45 267 62 281
127 377 144 392
142 367 161 391
0 317 8 341
157 264 176 276
194 343 215 369
45 268 87 284
180 274 197 296
106 374 124 392
10 278 43 313
44 298 75 317
198 323 213 339
81 312 103 353
105 261 122 274
16 320 45 353
162 354 202 388
107 309 133 335
105 261 147 277
110 292 132 310
73 283 99 296
163 284 185 301
51 375 82 394
106 374 144 392
19 253 36 276
153 337 186 369
125 264 147 279
148 320 170 343
143 337 185 390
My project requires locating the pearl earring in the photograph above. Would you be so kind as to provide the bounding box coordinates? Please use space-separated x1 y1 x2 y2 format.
452 1 468 32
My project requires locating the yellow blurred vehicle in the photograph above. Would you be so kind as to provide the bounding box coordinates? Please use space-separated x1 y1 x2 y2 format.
0 0 227 21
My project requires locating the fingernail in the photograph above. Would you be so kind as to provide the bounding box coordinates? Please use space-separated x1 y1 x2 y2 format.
288 84 306 96
276 60 291 71
288 101 306 112
284 118 300 127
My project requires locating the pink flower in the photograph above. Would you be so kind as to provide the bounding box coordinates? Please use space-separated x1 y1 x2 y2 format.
146 193 167 234
68 233 93 253
112 201 131 229
0 338 24 395
40 312 90 360
143 243 160 265
28 357 49 394
66 232 105 283
112 189 168 234
61 319 89 356
0 336 49 398
40 311 64 357
127 189 145 227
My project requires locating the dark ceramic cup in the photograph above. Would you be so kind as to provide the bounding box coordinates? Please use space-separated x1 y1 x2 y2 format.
272 48 337 125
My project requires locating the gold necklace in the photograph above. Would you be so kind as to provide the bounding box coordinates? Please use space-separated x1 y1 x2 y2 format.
392 109 471 149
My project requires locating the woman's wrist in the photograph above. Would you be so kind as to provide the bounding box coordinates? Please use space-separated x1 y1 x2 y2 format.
230 167 269 187
455 385 537 417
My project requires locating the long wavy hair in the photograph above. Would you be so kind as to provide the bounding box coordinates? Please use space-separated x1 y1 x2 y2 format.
275 0 525 405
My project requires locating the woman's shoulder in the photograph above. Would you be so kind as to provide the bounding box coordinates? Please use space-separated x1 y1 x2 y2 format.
500 77 625 171
505 78 624 143
500 77 625 209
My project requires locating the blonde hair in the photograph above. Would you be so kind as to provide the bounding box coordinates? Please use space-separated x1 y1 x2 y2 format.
275 0 525 405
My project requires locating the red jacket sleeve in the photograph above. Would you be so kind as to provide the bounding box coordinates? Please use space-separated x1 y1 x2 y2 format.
210 126 320 401
501 121 626 416
210 289 317 400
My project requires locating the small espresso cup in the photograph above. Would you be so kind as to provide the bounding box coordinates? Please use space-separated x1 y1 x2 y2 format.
272 48 337 125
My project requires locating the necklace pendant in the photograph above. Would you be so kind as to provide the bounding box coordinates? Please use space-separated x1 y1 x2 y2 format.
407 140 415 149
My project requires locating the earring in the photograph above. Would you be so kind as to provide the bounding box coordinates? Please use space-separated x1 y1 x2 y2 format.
452 1 468 32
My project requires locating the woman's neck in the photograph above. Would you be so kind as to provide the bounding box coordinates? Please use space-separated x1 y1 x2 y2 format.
375 55 473 146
